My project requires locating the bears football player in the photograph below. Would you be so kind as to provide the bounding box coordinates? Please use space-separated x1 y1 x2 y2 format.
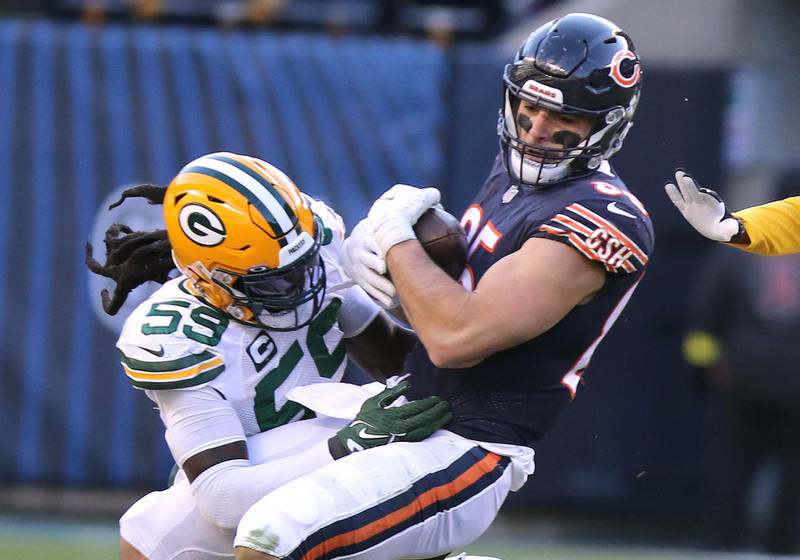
93 152 451 559
665 169 800 255
233 13 654 560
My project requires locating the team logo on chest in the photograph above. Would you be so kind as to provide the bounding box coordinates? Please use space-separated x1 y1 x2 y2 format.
179 203 226 246
501 185 519 204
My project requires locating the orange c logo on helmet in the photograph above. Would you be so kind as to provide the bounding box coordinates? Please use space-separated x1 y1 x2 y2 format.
609 50 640 88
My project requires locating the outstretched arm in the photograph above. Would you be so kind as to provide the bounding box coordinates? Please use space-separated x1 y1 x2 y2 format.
665 168 800 255
664 169 747 243
732 197 800 255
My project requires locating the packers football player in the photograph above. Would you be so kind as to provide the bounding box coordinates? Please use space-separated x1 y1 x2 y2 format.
89 152 451 560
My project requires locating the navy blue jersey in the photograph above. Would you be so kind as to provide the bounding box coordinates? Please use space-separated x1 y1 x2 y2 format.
405 155 654 448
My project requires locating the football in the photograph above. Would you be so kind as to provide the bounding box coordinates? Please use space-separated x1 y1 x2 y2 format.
413 207 468 279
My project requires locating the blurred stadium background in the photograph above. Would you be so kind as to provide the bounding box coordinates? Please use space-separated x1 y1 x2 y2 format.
1 0 799 558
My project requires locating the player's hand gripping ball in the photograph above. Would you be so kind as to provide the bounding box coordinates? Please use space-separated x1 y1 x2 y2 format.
341 207 467 309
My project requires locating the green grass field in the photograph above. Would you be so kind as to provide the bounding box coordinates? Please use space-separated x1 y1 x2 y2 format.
0 515 773 560
0 517 117 560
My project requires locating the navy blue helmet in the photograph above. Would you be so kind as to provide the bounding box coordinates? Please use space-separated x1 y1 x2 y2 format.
499 13 642 185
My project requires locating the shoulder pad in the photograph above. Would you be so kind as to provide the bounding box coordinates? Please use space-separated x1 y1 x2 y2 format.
117 287 228 389
303 194 346 242
537 197 653 274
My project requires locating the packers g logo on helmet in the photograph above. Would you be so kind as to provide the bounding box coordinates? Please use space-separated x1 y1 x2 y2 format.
178 204 226 246
163 152 326 331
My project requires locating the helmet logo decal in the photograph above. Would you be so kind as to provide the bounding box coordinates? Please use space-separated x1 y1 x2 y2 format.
279 232 313 267
179 204 226 246
522 79 563 105
609 50 640 88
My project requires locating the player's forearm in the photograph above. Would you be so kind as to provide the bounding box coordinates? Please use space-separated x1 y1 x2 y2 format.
386 241 480 368
190 437 334 529
731 197 800 255
343 311 417 381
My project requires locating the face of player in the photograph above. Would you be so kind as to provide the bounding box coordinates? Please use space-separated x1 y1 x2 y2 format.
514 102 593 163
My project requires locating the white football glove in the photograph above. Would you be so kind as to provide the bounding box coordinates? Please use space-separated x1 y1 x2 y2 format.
367 184 441 256
341 219 399 309
664 169 741 242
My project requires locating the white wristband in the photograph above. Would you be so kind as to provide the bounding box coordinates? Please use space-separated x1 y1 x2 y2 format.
337 286 381 338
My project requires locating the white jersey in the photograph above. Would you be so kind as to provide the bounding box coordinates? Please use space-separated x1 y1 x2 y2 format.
116 198 376 461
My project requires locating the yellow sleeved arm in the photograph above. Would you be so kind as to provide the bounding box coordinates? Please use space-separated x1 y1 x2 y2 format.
730 196 800 255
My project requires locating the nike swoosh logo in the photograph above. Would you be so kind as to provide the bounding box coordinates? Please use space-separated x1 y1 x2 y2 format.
607 202 637 219
351 420 406 442
349 421 389 440
357 428 389 440
138 345 165 357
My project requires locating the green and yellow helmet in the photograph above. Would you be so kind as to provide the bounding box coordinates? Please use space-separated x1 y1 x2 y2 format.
163 152 325 330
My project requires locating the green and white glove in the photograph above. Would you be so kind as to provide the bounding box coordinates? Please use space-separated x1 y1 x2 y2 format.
328 380 452 458
664 169 744 242
367 184 441 256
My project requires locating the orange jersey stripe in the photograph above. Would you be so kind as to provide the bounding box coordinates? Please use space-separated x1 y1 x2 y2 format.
539 224 567 235
567 203 648 264
540 224 618 271
302 452 503 560
565 231 615 272
541 224 632 273
539 224 568 236
552 214 593 236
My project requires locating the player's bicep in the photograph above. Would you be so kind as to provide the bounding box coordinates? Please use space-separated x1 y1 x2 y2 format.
470 237 605 350
146 386 247 478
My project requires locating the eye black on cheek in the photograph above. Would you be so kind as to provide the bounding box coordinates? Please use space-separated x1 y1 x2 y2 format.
517 113 532 132
551 130 582 149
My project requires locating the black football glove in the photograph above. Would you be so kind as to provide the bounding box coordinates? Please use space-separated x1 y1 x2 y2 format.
329 380 451 458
